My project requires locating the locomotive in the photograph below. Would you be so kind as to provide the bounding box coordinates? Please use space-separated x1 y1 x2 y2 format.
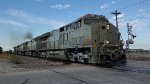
13 14 126 67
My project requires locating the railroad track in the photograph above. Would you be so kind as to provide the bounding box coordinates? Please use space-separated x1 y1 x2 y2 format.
18 55 150 74
114 65 150 74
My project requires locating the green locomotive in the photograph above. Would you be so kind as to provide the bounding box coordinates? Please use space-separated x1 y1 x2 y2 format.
14 14 126 67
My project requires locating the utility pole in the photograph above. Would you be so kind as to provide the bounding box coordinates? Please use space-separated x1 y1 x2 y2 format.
111 10 121 29
111 10 122 44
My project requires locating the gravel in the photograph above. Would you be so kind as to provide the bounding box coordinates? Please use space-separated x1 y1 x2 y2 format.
0 55 150 84
0 54 150 74
0 55 81 74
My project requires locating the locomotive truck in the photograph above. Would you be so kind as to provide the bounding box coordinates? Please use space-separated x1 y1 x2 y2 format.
13 14 126 67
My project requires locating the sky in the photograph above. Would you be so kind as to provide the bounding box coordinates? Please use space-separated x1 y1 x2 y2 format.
0 0 150 51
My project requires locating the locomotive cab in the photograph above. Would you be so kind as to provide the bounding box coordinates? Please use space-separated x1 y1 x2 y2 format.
98 24 126 67
83 14 126 67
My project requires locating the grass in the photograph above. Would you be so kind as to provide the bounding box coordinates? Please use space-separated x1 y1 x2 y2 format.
9 55 22 64
0 53 22 64
0 53 11 61
128 56 150 61
127 53 150 61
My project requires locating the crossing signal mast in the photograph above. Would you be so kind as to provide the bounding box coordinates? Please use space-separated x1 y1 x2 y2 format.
126 23 136 54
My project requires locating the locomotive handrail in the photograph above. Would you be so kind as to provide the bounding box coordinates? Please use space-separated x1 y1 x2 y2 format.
106 49 118 53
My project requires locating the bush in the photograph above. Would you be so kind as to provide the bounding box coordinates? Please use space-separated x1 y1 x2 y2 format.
0 47 3 54
9 55 22 64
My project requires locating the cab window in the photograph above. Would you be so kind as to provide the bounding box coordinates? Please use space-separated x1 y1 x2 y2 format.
101 26 105 30
84 18 99 24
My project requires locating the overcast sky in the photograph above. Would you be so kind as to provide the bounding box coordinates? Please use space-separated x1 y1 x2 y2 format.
0 0 150 51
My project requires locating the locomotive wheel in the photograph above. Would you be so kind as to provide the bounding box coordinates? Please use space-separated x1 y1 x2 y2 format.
74 58 78 63
120 55 127 65
101 56 115 67
84 58 88 64
40 52 47 58
104 60 115 67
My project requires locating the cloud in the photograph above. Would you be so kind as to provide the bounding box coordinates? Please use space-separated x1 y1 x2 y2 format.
111 1 116 4
51 4 71 9
112 14 124 20
138 9 146 12
100 4 109 9
0 18 27 27
36 0 44 2
118 14 125 18
7 9 66 29
119 19 147 30
130 19 147 29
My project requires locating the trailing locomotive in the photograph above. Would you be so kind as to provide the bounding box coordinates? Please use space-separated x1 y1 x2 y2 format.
13 14 126 67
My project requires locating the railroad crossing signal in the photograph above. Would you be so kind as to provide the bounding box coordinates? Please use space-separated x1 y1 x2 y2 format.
126 23 136 53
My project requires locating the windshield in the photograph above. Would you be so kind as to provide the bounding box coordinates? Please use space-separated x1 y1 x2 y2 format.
84 18 99 24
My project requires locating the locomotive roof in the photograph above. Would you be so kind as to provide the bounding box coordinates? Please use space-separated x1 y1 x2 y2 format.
33 14 109 40
62 14 109 27
83 14 105 18
82 14 109 22
34 32 51 40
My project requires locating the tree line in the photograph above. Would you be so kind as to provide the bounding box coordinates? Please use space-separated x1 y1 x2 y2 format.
0 46 3 54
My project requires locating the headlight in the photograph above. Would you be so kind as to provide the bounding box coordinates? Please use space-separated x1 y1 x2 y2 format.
107 24 110 30
106 41 109 44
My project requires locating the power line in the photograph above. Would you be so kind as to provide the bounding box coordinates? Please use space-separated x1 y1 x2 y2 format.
102 0 150 29
104 0 150 17
118 0 150 12
111 0 150 22
123 14 150 22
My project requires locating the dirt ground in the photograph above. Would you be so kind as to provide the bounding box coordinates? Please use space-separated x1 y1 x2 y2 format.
127 52 150 61
0 53 81 74
0 53 150 84
0 53 150 74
